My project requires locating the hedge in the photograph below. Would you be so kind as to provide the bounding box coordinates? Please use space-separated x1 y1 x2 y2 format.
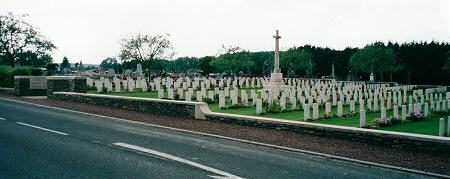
0 66 43 88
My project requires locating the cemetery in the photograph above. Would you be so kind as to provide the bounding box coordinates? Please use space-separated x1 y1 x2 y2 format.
80 31 450 138
2 2 450 177
84 74 450 137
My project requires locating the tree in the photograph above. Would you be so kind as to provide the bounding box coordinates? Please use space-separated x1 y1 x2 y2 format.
281 48 315 77
16 51 53 67
100 57 118 69
198 56 215 75
78 61 84 71
60 56 70 71
0 12 56 67
443 51 450 73
119 33 174 69
349 43 397 81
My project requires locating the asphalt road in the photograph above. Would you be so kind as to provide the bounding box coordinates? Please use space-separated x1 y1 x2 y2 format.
0 98 436 178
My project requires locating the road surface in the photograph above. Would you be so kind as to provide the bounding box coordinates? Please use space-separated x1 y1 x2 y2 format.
0 98 436 178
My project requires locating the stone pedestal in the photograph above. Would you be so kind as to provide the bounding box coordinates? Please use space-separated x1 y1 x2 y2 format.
263 73 289 91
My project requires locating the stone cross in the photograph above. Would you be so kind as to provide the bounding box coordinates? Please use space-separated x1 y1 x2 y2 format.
273 30 281 73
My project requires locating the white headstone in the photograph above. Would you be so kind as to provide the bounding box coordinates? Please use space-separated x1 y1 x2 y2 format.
303 104 310 121
381 107 387 119
337 101 343 117
401 105 407 121
219 92 226 109
325 102 332 117
256 99 263 114
393 106 399 118
168 88 174 100
359 110 366 128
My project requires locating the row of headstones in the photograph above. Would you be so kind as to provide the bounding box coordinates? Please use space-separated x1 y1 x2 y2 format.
358 100 450 128
91 77 148 93
88 76 402 94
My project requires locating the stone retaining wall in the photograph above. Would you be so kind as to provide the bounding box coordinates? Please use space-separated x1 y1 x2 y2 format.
14 76 47 96
47 76 87 96
49 92 208 119
0 87 15 95
14 76 87 96
206 113 450 152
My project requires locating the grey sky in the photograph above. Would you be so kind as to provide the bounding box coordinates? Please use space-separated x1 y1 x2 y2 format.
1 0 449 64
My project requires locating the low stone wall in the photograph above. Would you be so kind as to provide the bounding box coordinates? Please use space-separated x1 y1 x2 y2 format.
48 92 450 152
47 76 87 96
49 92 209 119
206 113 450 152
0 87 15 95
14 76 47 96
14 76 87 96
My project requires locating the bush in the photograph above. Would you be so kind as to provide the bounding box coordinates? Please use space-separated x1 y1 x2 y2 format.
202 98 215 104
11 67 32 76
0 66 13 87
31 68 43 76
390 116 402 125
373 117 392 127
407 112 425 121
0 66 44 88
265 99 282 113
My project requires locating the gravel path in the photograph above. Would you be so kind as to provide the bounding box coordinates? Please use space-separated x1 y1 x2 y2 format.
1 93 449 175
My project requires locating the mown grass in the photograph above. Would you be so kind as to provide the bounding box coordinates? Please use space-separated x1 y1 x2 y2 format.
88 90 450 136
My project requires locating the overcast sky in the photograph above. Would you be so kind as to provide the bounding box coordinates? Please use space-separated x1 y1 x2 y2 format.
1 0 449 64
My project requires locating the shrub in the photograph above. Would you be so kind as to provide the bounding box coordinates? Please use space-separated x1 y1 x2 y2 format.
31 68 43 76
11 67 32 76
265 99 282 113
373 117 392 127
228 103 245 109
0 66 43 88
0 66 13 87
390 116 402 125
202 98 215 104
407 112 425 121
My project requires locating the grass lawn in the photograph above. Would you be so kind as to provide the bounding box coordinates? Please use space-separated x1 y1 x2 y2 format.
88 90 450 137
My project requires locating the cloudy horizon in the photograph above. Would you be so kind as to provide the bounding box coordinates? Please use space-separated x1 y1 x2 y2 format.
1 0 449 64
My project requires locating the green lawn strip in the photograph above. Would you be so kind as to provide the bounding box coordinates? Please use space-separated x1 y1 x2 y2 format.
88 90 450 136
379 116 449 136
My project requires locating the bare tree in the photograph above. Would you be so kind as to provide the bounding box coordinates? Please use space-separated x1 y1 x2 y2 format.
119 33 174 63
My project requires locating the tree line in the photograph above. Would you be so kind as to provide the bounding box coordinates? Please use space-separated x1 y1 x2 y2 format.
103 39 450 85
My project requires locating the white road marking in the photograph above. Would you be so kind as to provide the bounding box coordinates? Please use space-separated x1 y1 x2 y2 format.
16 122 69 136
113 142 243 179
0 117 6 121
